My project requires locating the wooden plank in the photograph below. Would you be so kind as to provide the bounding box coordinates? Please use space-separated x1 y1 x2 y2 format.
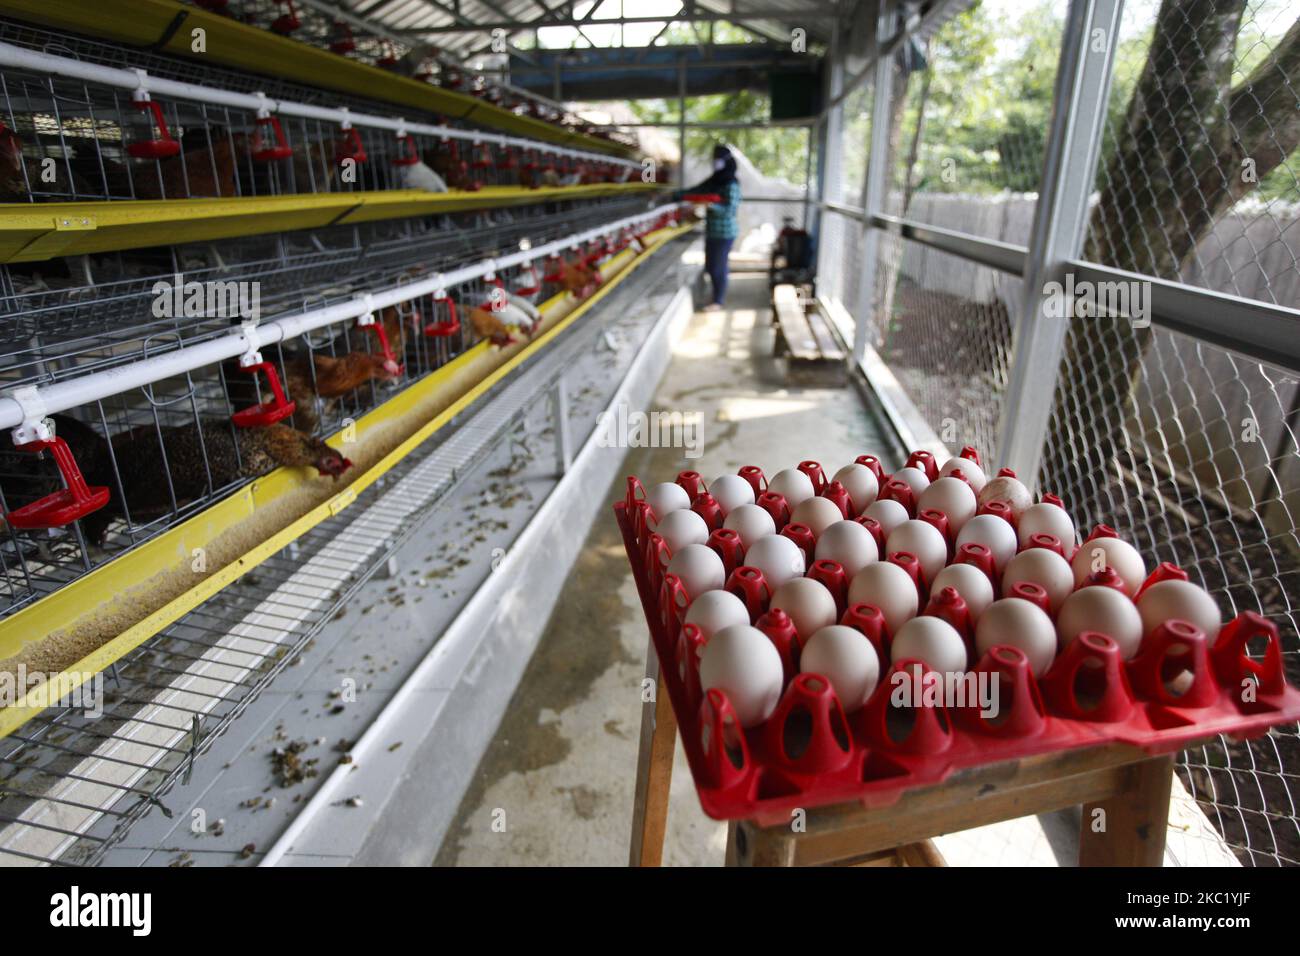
628 648 678 866
760 744 1162 865
1079 754 1175 866
805 302 846 359
772 284 820 360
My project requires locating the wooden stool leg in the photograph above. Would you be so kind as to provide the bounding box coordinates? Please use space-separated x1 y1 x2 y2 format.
1078 753 1175 866
629 640 677 867
728 820 797 866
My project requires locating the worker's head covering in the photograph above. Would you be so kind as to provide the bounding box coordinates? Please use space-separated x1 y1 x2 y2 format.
711 143 738 184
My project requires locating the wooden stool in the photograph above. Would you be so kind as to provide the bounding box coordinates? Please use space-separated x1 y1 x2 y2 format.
629 638 1179 867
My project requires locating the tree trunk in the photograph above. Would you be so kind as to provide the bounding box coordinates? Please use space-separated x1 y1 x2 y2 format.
1040 0 1298 493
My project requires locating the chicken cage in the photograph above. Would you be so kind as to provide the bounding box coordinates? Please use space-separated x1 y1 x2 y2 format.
0 194 661 614
0 0 687 866
0 24 639 204
168 0 623 144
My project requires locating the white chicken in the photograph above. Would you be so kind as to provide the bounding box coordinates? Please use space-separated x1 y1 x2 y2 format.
469 293 543 348
398 160 448 192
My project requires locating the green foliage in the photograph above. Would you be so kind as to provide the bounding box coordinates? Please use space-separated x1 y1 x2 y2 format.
902 0 1062 196
618 0 1298 207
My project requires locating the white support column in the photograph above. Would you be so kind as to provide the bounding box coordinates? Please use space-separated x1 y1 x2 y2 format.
996 0 1123 484
852 0 899 363
815 19 845 290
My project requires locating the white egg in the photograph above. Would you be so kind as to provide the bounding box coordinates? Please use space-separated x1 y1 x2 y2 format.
1057 584 1144 659
699 624 785 727
939 455 987 493
930 563 995 621
655 508 710 553
723 503 776 550
745 534 806 590
814 520 879 577
684 589 751 640
848 562 919 636
666 543 725 599
956 513 1018 572
978 474 1033 518
832 463 879 516
886 519 948 584
1018 501 1076 549
917 476 978 532
1070 535 1147 593
771 577 838 644
709 474 756 516
1137 579 1222 642
1002 548 1074 615
791 496 844 538
800 625 881 711
768 468 814 507
892 616 968 675
647 481 691 519
864 498 910 536
891 466 931 497
975 598 1058 676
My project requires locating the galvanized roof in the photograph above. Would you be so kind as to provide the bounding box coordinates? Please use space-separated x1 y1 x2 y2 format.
339 0 844 58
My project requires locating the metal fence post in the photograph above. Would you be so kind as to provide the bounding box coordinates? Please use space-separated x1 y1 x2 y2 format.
995 0 1123 484
815 19 845 289
852 0 899 363
553 374 572 476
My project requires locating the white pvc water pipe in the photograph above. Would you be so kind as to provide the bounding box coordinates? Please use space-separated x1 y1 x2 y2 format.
0 42 639 169
0 204 685 431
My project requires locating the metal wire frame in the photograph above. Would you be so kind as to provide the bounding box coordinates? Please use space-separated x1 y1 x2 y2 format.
0 21 636 204
174 0 613 139
0 196 649 365
0 231 676 865
1039 319 1300 865
819 0 1300 866
0 195 657 618
0 370 549 865
1083 0 1299 309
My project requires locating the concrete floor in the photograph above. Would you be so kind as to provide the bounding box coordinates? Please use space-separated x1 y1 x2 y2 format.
435 273 894 865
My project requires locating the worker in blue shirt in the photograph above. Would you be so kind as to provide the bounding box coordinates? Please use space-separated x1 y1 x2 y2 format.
681 144 742 311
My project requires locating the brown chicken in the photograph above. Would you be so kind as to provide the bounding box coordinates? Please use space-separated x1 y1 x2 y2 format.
283 351 400 432
133 134 241 200
559 259 602 299
423 141 472 191
226 306 410 432
0 126 96 200
79 420 350 546
0 123 27 200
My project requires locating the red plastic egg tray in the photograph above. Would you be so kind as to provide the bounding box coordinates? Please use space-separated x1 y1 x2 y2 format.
614 457 1300 824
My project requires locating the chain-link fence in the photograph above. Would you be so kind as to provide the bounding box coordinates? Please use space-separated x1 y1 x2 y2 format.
828 0 1300 865
1039 316 1300 865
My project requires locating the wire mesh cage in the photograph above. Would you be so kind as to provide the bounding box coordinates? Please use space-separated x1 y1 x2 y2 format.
0 19 640 204
172 0 619 141
825 0 1300 865
1038 315 1300 866
0 194 661 619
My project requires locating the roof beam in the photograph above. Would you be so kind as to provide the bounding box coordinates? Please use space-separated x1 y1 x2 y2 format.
393 9 838 35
